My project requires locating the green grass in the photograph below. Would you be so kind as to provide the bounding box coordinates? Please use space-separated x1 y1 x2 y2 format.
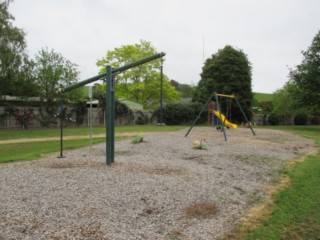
0 125 185 140
254 92 274 102
0 138 107 163
260 125 320 145
242 126 320 240
0 125 184 163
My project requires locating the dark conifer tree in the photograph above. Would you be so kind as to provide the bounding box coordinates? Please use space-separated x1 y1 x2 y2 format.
193 45 253 122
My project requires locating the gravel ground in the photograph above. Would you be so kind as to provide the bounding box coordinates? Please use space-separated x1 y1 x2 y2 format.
0 127 315 240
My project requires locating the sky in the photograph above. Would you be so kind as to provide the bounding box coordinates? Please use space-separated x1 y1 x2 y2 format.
8 0 320 93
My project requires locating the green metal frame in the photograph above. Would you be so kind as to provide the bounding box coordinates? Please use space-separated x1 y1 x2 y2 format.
63 52 166 165
185 92 255 140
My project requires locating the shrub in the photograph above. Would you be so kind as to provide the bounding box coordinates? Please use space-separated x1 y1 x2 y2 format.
294 113 308 125
135 111 148 125
72 102 87 126
310 116 320 125
152 102 206 125
268 113 279 125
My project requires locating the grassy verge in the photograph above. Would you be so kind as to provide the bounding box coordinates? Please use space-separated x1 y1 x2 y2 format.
253 92 274 102
0 138 110 163
230 126 320 240
0 125 185 140
0 125 184 163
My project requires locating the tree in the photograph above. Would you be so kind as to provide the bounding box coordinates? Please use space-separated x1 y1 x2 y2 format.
272 82 303 116
96 40 180 108
34 48 82 104
0 0 36 98
193 45 253 122
170 80 195 98
289 30 320 114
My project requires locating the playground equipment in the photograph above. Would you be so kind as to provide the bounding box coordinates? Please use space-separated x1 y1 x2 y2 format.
208 101 237 129
185 92 255 141
214 110 238 129
193 137 208 149
62 53 165 165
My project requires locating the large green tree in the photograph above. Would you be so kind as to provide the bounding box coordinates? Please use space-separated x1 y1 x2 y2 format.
170 80 195 98
96 40 180 109
289 30 320 114
272 82 303 115
193 45 253 122
34 48 82 104
0 0 37 98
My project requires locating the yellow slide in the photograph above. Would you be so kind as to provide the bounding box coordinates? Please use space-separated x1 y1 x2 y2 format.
213 110 238 128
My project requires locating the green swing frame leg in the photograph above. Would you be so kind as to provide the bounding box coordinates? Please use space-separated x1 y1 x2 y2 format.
185 92 255 141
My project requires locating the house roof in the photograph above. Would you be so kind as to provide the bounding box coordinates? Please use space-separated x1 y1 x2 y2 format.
118 98 143 111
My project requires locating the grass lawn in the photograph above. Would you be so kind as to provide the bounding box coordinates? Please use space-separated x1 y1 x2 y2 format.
237 125 320 240
0 125 184 163
0 138 107 163
254 92 274 102
0 125 185 140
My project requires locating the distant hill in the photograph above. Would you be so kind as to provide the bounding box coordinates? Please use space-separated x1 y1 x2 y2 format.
253 92 274 102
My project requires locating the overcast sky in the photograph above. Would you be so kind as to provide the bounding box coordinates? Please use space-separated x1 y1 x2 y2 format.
9 0 320 93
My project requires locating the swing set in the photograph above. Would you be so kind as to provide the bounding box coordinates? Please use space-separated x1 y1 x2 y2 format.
62 53 165 165
185 92 255 141
208 95 236 129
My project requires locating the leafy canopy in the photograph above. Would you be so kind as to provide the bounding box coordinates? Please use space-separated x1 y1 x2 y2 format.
0 0 37 97
193 45 253 122
289 30 320 114
96 40 180 109
272 82 304 115
34 48 83 104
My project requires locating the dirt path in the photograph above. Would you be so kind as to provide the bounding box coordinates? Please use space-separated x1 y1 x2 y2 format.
0 132 141 144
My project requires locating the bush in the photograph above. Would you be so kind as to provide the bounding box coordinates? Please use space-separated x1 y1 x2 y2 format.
152 102 206 125
310 116 320 125
115 100 133 118
268 113 279 125
294 113 308 125
72 102 87 126
135 111 148 125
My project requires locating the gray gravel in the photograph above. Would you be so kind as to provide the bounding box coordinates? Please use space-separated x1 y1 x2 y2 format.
0 127 315 240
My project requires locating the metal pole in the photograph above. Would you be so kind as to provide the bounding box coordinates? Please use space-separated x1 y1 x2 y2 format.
62 53 166 94
160 64 163 125
106 66 113 165
63 73 105 93
111 75 115 163
185 92 216 137
58 101 65 158
215 94 227 141
112 52 166 75
89 86 93 151
234 97 256 136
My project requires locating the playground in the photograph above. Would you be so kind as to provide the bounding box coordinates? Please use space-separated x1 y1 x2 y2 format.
0 127 315 239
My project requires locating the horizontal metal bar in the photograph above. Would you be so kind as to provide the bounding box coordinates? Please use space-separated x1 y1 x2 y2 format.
63 52 165 93
214 93 236 98
112 52 166 75
63 72 105 93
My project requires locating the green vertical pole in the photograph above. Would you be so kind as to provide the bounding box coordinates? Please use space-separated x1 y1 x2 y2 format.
185 92 215 137
106 65 113 165
234 97 256 136
111 75 115 163
58 100 65 158
214 93 227 141
160 64 163 125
